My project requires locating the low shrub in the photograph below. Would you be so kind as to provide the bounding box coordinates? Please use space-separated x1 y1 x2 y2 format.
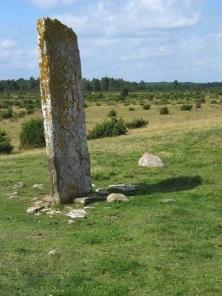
129 107 135 111
0 107 13 119
210 100 218 104
26 105 35 114
143 104 151 110
0 129 13 154
126 118 148 129
180 104 193 111
20 118 45 149
107 109 117 117
18 111 26 118
88 118 127 140
160 107 169 115
195 102 202 109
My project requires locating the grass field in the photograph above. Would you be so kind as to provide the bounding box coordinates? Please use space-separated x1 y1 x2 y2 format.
0 100 222 295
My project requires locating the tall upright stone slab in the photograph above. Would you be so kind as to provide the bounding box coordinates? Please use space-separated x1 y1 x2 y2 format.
37 18 91 204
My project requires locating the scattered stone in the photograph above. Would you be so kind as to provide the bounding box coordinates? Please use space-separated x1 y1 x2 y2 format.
84 206 95 210
33 184 44 190
74 194 106 206
14 182 25 189
160 199 176 204
92 184 96 188
27 205 45 215
7 192 18 199
48 249 57 256
27 199 50 215
46 210 62 215
96 188 109 195
66 209 86 219
41 208 51 213
35 212 41 216
138 152 164 168
108 184 138 194
68 220 75 225
107 193 128 203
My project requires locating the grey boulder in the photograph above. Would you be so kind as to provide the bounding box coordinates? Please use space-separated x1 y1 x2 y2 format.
138 152 164 168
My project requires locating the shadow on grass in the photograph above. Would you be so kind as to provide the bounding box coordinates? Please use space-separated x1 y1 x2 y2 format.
83 176 202 205
108 176 203 196
133 175 202 195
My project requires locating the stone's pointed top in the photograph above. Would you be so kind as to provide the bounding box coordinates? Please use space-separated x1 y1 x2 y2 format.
37 17 76 39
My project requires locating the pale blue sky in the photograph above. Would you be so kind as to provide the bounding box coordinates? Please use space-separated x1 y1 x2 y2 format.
0 0 222 82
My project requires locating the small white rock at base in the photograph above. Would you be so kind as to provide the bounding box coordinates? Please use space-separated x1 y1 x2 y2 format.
66 209 86 219
107 193 128 203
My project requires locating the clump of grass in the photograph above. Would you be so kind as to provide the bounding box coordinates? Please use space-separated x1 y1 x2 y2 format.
143 104 151 110
159 107 169 115
126 118 148 129
0 107 13 119
88 118 127 139
210 100 218 104
195 102 202 109
0 129 13 154
180 104 193 111
107 109 117 117
20 118 45 149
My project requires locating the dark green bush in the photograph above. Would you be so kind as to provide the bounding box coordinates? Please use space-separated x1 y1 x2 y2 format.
126 118 148 129
143 104 151 110
180 104 193 111
160 107 169 115
20 118 45 148
129 107 135 111
0 129 13 154
88 118 127 140
210 100 218 104
107 109 117 117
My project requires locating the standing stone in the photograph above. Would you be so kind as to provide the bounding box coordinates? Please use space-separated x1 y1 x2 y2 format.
37 18 91 204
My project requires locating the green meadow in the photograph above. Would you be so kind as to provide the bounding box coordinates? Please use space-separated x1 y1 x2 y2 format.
0 96 222 295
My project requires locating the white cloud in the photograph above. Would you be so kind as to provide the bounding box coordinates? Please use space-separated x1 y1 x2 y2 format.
0 39 17 49
56 0 200 38
29 0 75 9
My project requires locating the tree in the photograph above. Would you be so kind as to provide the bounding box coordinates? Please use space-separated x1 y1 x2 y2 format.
120 88 129 98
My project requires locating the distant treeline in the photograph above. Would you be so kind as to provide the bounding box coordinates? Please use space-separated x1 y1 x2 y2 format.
1 77 222 93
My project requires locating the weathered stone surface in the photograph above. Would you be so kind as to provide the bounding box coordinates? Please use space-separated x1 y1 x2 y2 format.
107 193 128 203
37 18 91 204
138 152 164 168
